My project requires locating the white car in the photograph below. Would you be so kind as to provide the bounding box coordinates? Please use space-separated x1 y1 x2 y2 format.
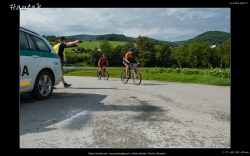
20 27 62 100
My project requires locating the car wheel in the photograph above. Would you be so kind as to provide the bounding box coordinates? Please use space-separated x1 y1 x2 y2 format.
29 70 54 100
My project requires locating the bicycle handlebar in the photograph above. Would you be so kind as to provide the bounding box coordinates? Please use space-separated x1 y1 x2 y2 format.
129 63 140 70
131 63 140 66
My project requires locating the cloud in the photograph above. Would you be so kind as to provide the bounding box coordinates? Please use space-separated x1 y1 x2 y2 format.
20 8 230 41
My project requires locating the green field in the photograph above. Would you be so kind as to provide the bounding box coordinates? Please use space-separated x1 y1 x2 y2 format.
65 40 126 53
64 67 230 86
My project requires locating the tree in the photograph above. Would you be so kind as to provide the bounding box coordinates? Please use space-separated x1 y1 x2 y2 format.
155 50 161 67
187 42 201 68
89 48 100 66
160 44 171 67
136 36 155 67
155 44 171 67
221 40 230 68
170 45 187 68
200 42 211 68
98 40 113 57
112 45 124 66
217 44 224 68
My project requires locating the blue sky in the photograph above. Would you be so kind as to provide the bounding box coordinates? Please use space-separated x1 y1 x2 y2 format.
20 8 230 42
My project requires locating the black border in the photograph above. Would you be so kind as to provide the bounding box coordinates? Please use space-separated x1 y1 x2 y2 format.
10 0 249 154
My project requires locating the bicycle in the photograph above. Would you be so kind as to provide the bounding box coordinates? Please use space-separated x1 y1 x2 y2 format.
121 63 142 85
97 66 109 80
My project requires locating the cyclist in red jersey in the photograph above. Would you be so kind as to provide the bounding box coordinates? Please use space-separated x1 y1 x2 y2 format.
98 54 108 75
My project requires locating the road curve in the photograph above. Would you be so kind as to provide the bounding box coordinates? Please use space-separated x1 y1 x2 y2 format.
20 76 230 148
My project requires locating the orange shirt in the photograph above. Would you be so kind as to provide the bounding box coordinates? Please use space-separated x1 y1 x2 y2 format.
125 51 134 60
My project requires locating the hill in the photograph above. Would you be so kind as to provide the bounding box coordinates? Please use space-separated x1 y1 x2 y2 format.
95 34 136 41
58 30 230 46
147 37 180 47
68 34 179 46
65 34 99 41
181 31 230 45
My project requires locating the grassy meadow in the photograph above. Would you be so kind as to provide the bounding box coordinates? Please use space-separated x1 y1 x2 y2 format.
64 67 230 86
65 40 126 53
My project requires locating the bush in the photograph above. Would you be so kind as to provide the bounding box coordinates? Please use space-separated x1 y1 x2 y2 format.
182 68 200 75
131 67 230 79
172 64 178 69
165 68 174 73
66 53 91 64
174 68 181 74
208 67 230 78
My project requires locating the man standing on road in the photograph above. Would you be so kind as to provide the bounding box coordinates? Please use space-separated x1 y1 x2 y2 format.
53 36 80 88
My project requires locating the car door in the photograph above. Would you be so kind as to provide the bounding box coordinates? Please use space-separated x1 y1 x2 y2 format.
20 31 41 92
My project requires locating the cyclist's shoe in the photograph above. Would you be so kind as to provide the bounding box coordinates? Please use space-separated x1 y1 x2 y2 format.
64 83 71 88
126 75 130 78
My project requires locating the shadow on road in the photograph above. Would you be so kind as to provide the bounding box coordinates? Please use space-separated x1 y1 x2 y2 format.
52 86 128 90
69 87 118 90
140 83 169 86
20 92 165 136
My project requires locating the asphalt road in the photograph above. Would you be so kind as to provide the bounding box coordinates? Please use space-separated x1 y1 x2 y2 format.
20 76 230 148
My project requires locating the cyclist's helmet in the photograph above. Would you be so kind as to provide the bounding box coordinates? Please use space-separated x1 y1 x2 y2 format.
128 48 134 52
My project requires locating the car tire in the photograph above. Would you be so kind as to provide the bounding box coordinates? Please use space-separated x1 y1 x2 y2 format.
29 70 54 100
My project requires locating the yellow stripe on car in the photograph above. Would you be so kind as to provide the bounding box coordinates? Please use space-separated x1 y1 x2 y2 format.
20 81 30 87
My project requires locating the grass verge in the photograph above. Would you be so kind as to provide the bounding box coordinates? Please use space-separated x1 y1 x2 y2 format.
64 68 230 86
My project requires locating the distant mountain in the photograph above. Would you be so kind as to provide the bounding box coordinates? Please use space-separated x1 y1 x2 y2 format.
66 30 230 46
181 31 230 45
68 34 180 46
65 34 99 40
147 37 181 47
95 34 136 41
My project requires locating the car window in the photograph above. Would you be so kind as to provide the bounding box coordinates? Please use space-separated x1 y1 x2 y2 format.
20 31 29 50
32 36 51 52
25 33 37 51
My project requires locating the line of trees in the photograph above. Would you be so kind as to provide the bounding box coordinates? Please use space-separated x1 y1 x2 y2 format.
96 34 135 42
42 35 82 46
88 36 230 68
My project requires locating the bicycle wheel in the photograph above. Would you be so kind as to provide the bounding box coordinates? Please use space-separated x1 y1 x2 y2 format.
97 71 101 80
103 70 109 80
132 71 142 85
121 70 129 84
